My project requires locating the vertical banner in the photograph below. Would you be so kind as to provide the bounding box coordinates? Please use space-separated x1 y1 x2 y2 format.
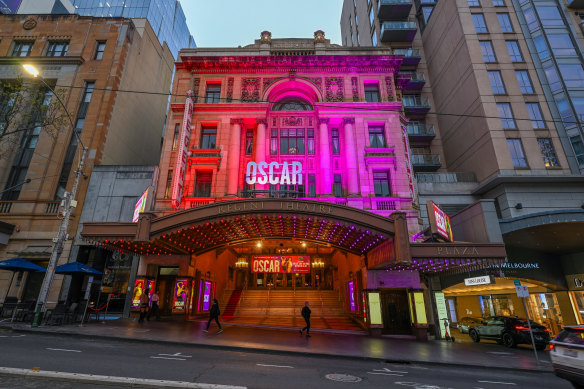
348 281 356 311
413 292 428 325
401 124 416 201
173 279 188 312
202 281 212 311
171 90 194 209
434 292 448 338
368 292 383 325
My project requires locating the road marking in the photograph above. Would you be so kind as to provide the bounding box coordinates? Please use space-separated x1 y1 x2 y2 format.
0 335 25 338
486 352 513 355
150 356 187 361
256 363 294 368
158 353 192 358
46 348 81 353
373 368 408 374
368 372 404 376
478 381 516 385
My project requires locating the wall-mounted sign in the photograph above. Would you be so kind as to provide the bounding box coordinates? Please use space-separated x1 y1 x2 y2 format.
132 187 149 223
131 279 155 309
427 201 453 242
172 279 188 312
368 292 383 325
566 274 584 290
245 161 302 185
251 256 310 273
434 292 448 339
400 125 416 201
202 281 212 311
515 285 530 298
464 275 494 287
171 91 194 209
348 281 355 311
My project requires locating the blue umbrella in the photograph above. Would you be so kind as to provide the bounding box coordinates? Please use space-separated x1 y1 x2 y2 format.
0 258 45 304
54 262 102 275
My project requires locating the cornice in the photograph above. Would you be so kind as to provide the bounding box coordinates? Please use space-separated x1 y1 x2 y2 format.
0 56 84 66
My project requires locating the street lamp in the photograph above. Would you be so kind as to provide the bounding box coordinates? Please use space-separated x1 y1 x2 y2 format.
22 64 89 327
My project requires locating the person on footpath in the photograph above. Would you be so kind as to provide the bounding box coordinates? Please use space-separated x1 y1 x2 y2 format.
138 289 150 324
147 289 160 321
299 301 311 337
204 299 223 333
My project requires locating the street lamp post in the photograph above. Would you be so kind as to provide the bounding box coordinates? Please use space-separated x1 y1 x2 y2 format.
22 64 89 327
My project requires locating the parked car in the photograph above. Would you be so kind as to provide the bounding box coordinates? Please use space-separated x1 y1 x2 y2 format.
468 316 550 350
457 317 482 334
550 325 584 389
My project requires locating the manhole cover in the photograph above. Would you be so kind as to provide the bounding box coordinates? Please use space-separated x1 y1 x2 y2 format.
325 374 362 383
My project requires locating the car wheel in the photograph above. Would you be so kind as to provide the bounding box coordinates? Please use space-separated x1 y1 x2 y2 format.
503 333 516 348
535 344 546 351
469 329 480 343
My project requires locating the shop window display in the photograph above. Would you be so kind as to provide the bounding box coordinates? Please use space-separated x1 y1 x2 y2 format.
526 293 564 335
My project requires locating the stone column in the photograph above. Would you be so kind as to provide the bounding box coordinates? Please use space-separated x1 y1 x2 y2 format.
227 118 243 197
318 118 331 196
255 119 267 191
343 117 359 195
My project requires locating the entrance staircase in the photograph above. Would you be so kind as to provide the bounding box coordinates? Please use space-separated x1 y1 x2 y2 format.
222 289 242 319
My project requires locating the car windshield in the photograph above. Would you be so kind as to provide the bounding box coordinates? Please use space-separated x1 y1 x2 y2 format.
555 328 584 345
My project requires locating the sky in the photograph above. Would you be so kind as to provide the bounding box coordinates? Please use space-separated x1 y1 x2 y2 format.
181 0 344 48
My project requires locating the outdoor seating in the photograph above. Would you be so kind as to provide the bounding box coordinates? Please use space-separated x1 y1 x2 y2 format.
14 299 37 322
44 303 67 325
0 297 18 319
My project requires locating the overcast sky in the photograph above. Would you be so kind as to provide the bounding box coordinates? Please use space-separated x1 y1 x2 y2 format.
182 0 344 48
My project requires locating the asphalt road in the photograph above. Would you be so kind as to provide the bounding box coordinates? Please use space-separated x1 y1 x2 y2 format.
0 331 572 389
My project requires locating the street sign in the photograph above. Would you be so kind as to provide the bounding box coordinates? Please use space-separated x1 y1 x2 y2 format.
513 280 521 287
515 285 529 298
464 275 494 286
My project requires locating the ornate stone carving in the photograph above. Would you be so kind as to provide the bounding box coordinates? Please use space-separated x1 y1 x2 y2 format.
308 118 313 127
230 118 244 126
318 118 330 125
283 116 303 126
256 118 268 125
306 77 323 94
342 117 355 125
192 78 200 103
23 18 37 30
351 77 359 102
241 78 260 102
226 77 234 102
314 30 325 43
260 30 272 44
385 76 395 102
263 78 278 93
325 78 344 102
272 117 277 127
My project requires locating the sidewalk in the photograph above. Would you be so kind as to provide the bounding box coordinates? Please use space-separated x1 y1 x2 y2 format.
1 318 553 373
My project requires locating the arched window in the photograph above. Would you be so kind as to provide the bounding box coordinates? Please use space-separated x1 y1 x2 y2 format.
272 97 313 111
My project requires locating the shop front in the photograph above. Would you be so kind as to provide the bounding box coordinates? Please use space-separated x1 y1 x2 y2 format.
566 273 584 324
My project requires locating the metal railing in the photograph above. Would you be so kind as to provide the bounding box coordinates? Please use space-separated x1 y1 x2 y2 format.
412 154 441 165
407 123 435 136
416 172 477 183
393 48 421 58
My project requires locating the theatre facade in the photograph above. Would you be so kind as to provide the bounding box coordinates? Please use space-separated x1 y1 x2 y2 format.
81 32 506 337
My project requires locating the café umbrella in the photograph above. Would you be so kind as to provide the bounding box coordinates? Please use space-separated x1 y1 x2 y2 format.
54 262 102 275
0 258 46 303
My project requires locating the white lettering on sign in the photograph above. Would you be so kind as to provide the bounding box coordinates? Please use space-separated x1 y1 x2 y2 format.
171 91 194 209
464 275 494 286
246 161 302 185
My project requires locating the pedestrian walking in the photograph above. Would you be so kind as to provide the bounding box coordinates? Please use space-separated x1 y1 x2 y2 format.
299 301 311 337
147 289 160 321
138 289 150 324
204 298 222 333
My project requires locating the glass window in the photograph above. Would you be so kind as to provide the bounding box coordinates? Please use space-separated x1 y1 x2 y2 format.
497 103 516 129
515 70 533 94
488 71 506 94
368 126 386 148
280 129 305 155
472 14 488 33
544 66 562 91
331 129 340 155
507 139 528 168
307 174 316 197
333 174 342 197
493 0 505 6
559 65 584 88
46 41 69 57
205 84 221 104
194 171 212 197
270 129 278 155
497 13 514 33
372 27 378 47
364 83 380 102
172 123 180 150
245 129 253 155
557 98 576 126
200 127 217 149
571 97 584 124
534 36 550 60
373 171 391 196
536 5 564 27
526 103 545 128
480 41 497 62
164 171 173 198
548 34 576 57
307 129 315 155
369 7 374 26
272 98 312 111
523 6 539 31
468 0 480 6
506 41 523 62
570 136 584 165
537 138 559 167
94 41 106 60
12 41 33 57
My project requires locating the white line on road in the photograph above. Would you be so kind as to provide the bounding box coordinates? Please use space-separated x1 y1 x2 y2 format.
256 364 294 368
368 372 404 376
46 348 81 353
158 353 192 358
478 380 517 385
486 352 513 355
0 335 25 338
150 356 187 361
373 368 408 374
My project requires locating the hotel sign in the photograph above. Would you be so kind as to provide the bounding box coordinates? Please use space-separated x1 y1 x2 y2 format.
171 90 194 209
427 201 453 242
464 275 494 286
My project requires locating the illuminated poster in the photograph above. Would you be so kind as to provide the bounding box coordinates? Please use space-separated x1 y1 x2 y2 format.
173 279 188 312
132 187 149 223
427 201 454 242
348 281 355 311
414 292 428 325
131 279 155 308
368 292 383 325
251 256 310 273
202 281 212 311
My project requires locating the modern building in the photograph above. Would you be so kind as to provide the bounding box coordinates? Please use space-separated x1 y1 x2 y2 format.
0 14 174 307
341 0 584 332
80 32 506 337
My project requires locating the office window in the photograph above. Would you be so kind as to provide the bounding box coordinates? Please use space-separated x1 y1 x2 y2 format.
369 7 375 27
331 129 340 155
572 97 584 123
497 13 514 33
357 31 361 46
280 129 305 155
364 83 380 102
506 41 523 62
12 41 33 56
200 127 217 149
172 123 180 150
472 14 488 33
307 129 315 155
94 41 106 60
523 6 538 31
333 174 342 197
46 41 69 57
488 71 506 94
515 70 533 94
480 41 497 62
537 138 559 167
557 99 576 126
534 36 550 60
193 171 212 197
270 129 278 154
526 103 546 129
493 0 505 6
368 126 386 148
535 6 563 27
245 129 253 155
559 65 584 88
507 139 528 168
497 103 516 129
307 174 316 197
548 34 576 57
468 0 480 6
570 136 584 165
205 84 221 103
373 171 391 196
372 27 378 47
544 66 562 92
164 171 173 198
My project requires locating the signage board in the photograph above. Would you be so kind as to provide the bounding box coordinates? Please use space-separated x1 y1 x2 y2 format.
132 187 149 223
400 125 416 200
202 281 212 311
131 279 155 309
515 285 529 298
426 201 453 242
172 279 188 312
434 292 448 338
348 281 355 311
368 292 383 325
170 91 194 209
566 274 584 290
464 275 494 287
245 161 302 185
251 256 310 273
413 291 428 325
513 279 522 287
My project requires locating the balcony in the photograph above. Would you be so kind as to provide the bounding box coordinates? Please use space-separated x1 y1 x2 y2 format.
378 0 413 21
401 72 425 90
412 154 441 172
403 95 430 115
407 123 435 142
381 21 417 43
189 148 222 167
393 48 421 66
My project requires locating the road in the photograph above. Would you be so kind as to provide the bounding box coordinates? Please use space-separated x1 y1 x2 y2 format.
0 331 571 389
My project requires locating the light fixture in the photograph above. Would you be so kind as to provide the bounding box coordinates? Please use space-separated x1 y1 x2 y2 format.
302 242 307 248
312 258 325 269
256 241 262 248
23 64 40 77
235 257 248 269
515 203 523 210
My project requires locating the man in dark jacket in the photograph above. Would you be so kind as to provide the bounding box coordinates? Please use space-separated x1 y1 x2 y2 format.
299 301 311 337
204 299 222 333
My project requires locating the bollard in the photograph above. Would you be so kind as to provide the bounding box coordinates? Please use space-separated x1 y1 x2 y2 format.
31 302 43 328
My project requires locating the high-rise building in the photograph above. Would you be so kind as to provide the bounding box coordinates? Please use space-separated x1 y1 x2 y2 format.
70 0 195 58
341 0 584 329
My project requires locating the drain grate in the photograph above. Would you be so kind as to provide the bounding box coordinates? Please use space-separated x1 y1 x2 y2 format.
325 374 362 383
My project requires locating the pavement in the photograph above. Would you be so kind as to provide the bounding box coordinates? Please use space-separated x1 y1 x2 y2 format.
0 317 554 373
